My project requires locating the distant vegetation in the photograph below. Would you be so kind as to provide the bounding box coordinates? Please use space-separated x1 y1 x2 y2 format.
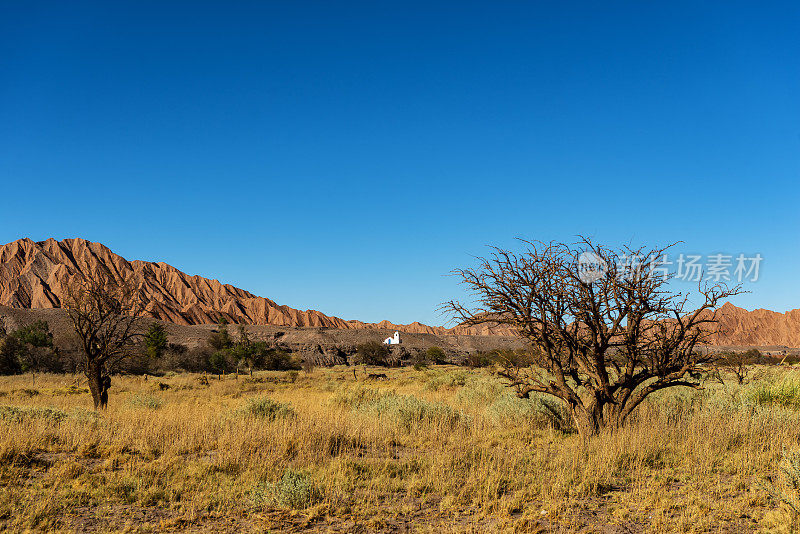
0 320 56 376
354 340 391 367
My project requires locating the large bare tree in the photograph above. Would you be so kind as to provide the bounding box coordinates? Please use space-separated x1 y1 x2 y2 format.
65 271 144 409
445 238 741 437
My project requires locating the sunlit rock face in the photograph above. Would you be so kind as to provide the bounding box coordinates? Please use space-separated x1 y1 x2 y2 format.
0 238 514 336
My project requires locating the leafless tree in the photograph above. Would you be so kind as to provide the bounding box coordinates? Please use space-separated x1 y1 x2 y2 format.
64 271 144 409
444 238 742 438
714 348 762 385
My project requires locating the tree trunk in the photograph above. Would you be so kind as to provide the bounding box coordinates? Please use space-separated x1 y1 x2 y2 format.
571 403 623 438
86 361 104 410
572 406 601 438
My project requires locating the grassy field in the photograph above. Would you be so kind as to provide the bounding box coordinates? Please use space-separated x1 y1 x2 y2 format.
2 365 800 533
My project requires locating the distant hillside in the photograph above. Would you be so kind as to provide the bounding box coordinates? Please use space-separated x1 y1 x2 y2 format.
714 302 800 347
0 237 511 335
0 237 797 346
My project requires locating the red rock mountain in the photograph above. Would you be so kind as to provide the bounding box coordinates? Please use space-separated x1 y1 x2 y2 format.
0 238 797 345
714 302 800 347
0 238 510 336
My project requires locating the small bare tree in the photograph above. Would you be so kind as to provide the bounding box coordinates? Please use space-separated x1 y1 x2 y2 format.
444 238 741 438
65 271 144 409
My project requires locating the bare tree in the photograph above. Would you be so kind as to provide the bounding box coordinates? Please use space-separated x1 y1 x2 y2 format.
444 238 742 438
714 348 761 385
64 271 144 409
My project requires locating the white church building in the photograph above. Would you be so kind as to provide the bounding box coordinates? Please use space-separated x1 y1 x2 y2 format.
383 331 401 345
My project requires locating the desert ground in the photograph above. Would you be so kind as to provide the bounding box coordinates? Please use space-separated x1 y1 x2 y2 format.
2 364 800 533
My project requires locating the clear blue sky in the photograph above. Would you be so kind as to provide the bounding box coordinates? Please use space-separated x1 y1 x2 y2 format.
2 1 799 325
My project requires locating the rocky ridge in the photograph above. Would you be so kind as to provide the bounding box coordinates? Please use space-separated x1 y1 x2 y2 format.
0 237 797 346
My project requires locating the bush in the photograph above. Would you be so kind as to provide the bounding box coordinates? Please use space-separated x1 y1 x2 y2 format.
0 320 56 375
426 346 447 364
127 394 164 410
328 385 384 409
463 351 498 368
218 331 301 372
118 351 156 375
158 346 211 373
764 449 800 523
0 405 67 423
208 319 233 351
167 343 188 355
0 336 24 375
253 469 321 509
748 379 800 409
262 350 301 371
240 396 296 420
411 350 430 371
366 394 463 431
144 323 169 360
425 370 469 391
354 341 391 367
208 350 235 376
330 385 463 431
488 393 571 430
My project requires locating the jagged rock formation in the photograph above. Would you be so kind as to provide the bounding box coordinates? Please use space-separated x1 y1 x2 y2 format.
0 237 510 336
713 302 800 347
1 238 797 345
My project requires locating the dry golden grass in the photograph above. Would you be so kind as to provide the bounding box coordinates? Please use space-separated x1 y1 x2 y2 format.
1 365 800 532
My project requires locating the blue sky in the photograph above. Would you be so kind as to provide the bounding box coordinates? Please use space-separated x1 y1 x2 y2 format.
1 1 798 325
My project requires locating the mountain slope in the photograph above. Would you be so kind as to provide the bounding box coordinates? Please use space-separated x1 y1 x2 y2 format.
714 302 800 347
0 237 510 335
0 238 797 345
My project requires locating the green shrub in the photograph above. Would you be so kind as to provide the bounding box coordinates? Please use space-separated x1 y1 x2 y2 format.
463 351 497 368
144 322 168 360
354 341 391 367
453 374 505 405
329 385 463 430
252 469 321 509
764 449 800 522
68 408 101 424
411 350 430 371
0 405 67 423
328 385 384 409
486 394 571 430
426 346 447 363
127 394 164 410
425 370 469 391
240 396 296 420
369 395 462 431
452 373 572 430
0 320 55 375
207 350 235 375
748 379 800 409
